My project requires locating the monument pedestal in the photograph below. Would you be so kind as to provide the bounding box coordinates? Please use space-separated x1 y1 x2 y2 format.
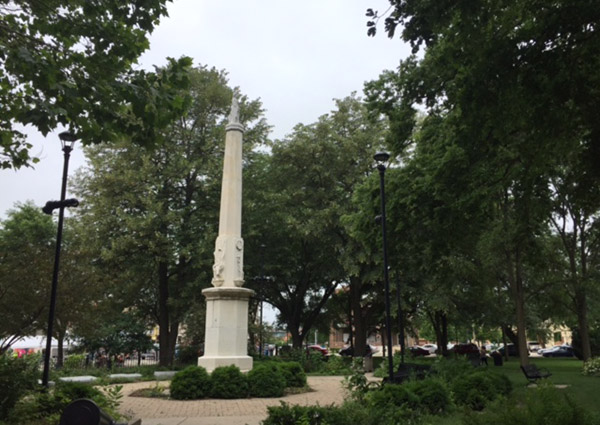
198 287 254 372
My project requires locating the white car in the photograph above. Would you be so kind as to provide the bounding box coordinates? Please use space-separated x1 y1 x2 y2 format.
420 344 438 354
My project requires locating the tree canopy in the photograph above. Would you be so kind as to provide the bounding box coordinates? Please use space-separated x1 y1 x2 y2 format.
0 0 191 168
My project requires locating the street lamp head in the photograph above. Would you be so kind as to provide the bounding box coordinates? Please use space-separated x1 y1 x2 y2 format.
373 151 390 164
59 131 79 151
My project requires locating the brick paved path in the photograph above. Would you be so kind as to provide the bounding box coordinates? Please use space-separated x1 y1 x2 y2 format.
118 375 350 425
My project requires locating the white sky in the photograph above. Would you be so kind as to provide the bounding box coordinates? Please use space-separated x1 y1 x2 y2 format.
1 0 409 218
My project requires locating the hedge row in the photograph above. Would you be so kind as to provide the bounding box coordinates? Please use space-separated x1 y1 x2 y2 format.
170 361 306 400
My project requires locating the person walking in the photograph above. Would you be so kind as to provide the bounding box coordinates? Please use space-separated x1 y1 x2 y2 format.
480 346 488 366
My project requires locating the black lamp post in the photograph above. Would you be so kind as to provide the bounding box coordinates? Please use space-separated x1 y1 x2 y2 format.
395 273 405 365
41 131 79 388
374 151 394 383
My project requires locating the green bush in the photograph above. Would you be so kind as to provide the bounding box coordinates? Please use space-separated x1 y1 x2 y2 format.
451 369 508 410
582 357 600 377
278 348 327 374
405 378 452 414
0 354 39 420
366 383 419 412
62 354 86 370
210 365 248 399
263 401 376 425
6 381 121 425
431 357 475 382
464 384 598 425
170 366 211 400
247 364 286 397
484 370 512 397
278 362 307 388
318 355 352 375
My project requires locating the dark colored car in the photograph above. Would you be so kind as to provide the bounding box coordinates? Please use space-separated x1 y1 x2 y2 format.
409 346 430 357
542 346 574 358
339 345 375 357
451 343 480 355
497 344 518 356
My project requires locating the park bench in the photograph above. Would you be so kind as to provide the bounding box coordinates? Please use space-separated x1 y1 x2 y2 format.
520 363 552 385
384 362 432 384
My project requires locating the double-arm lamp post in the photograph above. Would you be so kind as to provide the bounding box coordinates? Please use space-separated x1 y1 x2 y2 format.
374 151 394 383
41 131 79 388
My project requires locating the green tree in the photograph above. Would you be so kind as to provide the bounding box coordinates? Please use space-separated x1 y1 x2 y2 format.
244 94 386 350
79 311 154 366
365 0 600 364
0 0 192 168
73 65 269 366
0 202 54 353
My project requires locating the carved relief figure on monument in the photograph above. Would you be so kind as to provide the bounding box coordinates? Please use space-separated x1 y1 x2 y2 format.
235 238 244 286
228 94 240 124
212 238 226 285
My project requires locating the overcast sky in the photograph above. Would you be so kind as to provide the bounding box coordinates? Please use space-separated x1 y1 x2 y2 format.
1 0 410 218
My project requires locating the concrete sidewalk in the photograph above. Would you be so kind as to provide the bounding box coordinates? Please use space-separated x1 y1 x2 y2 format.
118 375 350 425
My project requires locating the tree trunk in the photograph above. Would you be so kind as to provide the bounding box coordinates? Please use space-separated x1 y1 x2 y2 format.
288 323 304 348
430 310 449 357
507 247 529 366
158 261 172 367
350 276 368 357
56 330 65 369
575 286 592 360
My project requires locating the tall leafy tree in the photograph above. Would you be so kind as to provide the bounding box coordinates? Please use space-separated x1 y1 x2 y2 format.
245 94 386 350
365 0 600 364
73 66 269 366
0 0 191 168
0 202 54 353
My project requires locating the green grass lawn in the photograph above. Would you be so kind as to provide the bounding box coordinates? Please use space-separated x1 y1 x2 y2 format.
494 357 600 413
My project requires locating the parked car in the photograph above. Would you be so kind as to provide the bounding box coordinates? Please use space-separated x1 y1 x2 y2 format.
542 345 574 358
497 344 518 356
307 345 329 356
527 341 541 352
537 345 566 355
409 346 430 357
339 344 377 357
420 343 438 354
451 343 480 355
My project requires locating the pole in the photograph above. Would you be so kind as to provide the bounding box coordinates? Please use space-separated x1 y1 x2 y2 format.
395 275 405 365
42 144 72 388
259 299 263 357
377 163 394 383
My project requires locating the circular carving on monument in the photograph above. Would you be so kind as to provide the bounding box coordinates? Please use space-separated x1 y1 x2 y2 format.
236 239 243 251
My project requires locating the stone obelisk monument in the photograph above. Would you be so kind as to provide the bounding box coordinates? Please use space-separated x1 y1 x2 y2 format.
198 95 254 372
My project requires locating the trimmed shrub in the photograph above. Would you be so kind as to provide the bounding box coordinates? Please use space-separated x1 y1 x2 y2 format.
210 365 248 399
366 383 420 411
0 353 39 420
405 378 452 414
484 370 512 397
170 366 211 400
247 364 286 397
451 369 505 410
278 362 306 388
263 401 376 425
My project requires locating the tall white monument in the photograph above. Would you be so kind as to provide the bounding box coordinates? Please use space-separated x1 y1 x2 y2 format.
198 95 254 372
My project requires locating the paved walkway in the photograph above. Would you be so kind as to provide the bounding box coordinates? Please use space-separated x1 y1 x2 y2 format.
118 375 352 425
